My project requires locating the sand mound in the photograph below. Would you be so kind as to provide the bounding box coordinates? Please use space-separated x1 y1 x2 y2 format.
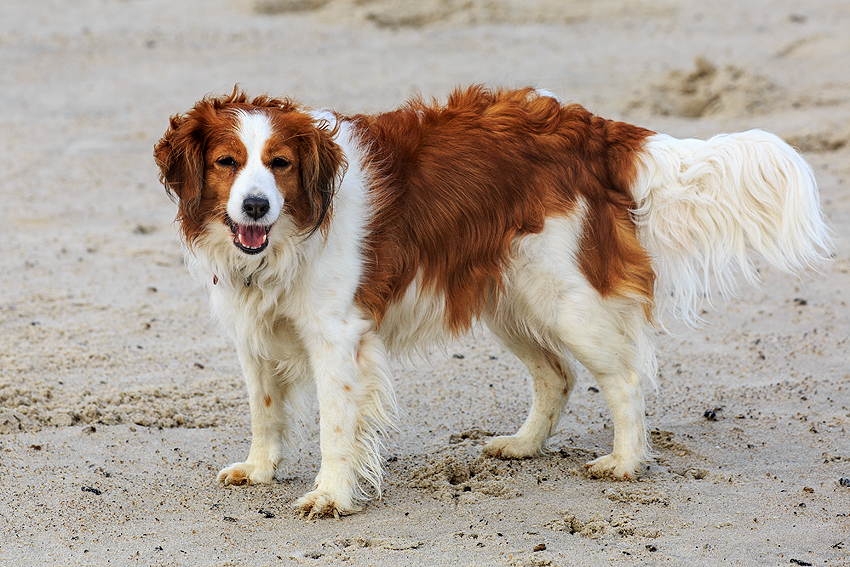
632 56 783 119
548 510 662 540
409 453 522 500
783 128 850 153
251 0 677 28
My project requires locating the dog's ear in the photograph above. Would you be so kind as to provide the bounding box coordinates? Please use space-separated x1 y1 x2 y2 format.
298 118 346 237
154 110 207 233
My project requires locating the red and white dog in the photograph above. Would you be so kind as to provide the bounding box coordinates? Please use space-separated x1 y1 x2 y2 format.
154 86 830 517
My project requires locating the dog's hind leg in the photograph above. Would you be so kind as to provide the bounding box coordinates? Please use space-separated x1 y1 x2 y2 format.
481 216 655 478
481 321 576 458
558 296 655 479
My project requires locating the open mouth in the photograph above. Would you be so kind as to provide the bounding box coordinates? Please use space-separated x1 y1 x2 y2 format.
225 216 272 255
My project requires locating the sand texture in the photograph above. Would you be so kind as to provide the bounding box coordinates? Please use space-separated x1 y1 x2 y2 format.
1 0 849 565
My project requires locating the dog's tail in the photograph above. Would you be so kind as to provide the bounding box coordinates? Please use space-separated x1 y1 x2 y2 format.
630 129 832 324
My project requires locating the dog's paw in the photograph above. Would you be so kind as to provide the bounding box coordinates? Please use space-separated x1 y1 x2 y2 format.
217 462 275 486
584 454 640 480
482 434 541 459
295 489 361 520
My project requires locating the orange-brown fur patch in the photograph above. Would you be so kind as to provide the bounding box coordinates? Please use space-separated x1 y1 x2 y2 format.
350 86 656 331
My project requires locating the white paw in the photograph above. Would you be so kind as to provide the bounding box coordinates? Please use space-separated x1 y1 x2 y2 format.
584 453 641 480
295 489 361 520
217 461 275 486
482 434 543 459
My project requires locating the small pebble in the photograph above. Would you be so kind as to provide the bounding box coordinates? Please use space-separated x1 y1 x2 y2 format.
533 543 546 552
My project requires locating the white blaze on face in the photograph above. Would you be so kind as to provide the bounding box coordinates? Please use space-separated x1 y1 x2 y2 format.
226 111 284 228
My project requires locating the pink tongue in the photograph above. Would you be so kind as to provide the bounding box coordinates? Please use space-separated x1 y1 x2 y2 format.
238 225 266 248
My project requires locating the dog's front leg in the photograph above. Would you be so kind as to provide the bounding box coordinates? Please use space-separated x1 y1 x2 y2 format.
218 349 298 485
295 324 395 518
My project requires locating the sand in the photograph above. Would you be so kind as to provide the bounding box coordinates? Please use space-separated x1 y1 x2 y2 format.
1 0 849 565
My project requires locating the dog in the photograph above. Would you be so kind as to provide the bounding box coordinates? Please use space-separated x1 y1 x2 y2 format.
154 86 830 517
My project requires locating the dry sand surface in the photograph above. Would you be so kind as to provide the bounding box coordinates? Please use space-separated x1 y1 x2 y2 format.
1 0 849 565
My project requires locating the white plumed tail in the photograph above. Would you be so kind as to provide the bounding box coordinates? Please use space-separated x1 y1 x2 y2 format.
631 129 832 325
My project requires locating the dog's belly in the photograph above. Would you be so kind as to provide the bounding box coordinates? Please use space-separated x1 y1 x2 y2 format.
377 272 451 356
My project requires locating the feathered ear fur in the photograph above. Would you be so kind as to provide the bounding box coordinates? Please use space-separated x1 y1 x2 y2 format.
294 117 346 237
153 109 209 242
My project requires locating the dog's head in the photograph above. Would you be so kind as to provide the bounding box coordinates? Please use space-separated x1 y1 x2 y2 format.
154 89 345 255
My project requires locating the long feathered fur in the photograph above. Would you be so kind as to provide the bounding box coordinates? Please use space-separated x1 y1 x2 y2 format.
632 129 831 324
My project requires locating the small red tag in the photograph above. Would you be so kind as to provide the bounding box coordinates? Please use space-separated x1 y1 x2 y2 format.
213 275 218 285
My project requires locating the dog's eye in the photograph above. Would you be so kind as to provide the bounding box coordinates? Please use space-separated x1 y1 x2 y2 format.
271 157 291 169
216 156 237 167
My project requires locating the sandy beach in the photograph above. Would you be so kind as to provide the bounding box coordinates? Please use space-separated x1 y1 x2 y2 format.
1 0 849 565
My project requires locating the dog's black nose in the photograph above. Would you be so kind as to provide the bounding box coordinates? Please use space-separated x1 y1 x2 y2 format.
242 196 270 220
